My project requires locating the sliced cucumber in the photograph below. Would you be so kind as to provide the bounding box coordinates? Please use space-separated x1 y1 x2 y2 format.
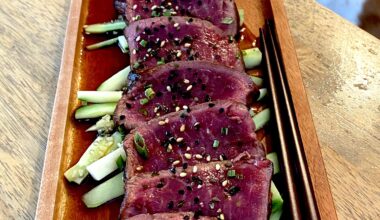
64 132 122 184
97 66 131 91
250 76 263 87
75 103 117 119
270 182 284 220
87 147 126 181
82 172 125 208
118 36 129 53
253 108 270 131
257 88 268 101
267 152 280 175
84 21 126 34
86 37 119 50
242 48 262 69
77 91 123 103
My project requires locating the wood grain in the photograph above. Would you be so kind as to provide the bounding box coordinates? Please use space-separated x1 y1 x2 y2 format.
0 0 379 219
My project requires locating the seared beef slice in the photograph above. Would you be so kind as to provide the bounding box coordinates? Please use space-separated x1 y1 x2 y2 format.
128 212 216 220
120 160 273 219
114 61 257 129
124 100 264 178
125 17 244 72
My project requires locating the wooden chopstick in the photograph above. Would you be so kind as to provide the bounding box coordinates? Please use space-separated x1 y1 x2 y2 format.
259 28 302 220
265 20 320 219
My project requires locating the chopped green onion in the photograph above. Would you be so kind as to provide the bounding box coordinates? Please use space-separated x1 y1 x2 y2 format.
221 127 229 136
134 132 148 159
242 48 262 69
227 169 236 178
97 66 130 91
140 98 149 105
250 76 263 87
221 17 234 24
86 37 119 50
267 152 280 175
257 88 268 101
116 155 124 171
85 114 114 133
82 172 124 208
213 140 220 148
151 11 160 17
163 10 172 16
118 36 129 53
84 20 126 34
139 39 147 47
133 62 140 69
144 88 155 100
77 91 123 103
238 9 245 26
75 103 117 119
157 57 165 65
252 108 270 131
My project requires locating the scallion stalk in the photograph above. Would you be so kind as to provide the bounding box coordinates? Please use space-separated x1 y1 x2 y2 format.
86 37 119 50
84 21 126 34
97 66 131 91
77 91 123 103
117 36 129 53
87 147 126 181
75 103 117 119
252 108 270 131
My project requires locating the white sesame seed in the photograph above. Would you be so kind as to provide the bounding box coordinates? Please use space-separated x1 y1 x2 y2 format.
160 41 166 47
206 155 211 162
151 5 158 10
219 155 224 161
252 40 257 47
164 118 169 123
217 208 222 213
184 43 191 48
197 185 202 189
173 23 179 28
174 38 179 42
176 137 184 142
183 79 190 84
180 124 186 132
219 213 225 220
136 166 143 171
240 27 246 32
175 106 180 112
175 6 179 10
195 154 203 159
190 166 196 174
154 107 158 113
216 164 221 170
240 35 245 40
158 121 166 125
222 180 228 187
186 147 190 151
183 105 188 110
166 85 171 92
186 85 193 91
167 144 173 152
132 4 137 10
136 36 141 42
172 160 180 166
184 153 192 159
180 172 187 177
176 51 182 57
132 49 137 55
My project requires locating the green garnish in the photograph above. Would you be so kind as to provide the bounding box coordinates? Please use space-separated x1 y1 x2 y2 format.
157 57 165 65
221 127 228 135
134 132 148 159
213 140 220 148
227 169 236 178
140 98 149 105
116 155 124 171
163 10 172 16
133 62 140 69
144 88 155 100
140 39 148 47
221 17 234 24
151 11 160 17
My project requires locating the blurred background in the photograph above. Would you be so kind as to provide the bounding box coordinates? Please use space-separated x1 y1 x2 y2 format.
318 0 380 38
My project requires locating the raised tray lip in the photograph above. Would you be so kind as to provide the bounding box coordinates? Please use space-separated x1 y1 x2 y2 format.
35 0 337 219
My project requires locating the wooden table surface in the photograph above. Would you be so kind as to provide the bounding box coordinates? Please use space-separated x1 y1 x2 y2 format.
0 0 379 219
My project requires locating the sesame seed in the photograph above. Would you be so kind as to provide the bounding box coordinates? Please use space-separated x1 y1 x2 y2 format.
132 4 137 10
165 118 169 123
136 166 143 171
172 160 180 166
192 166 198 173
183 105 188 110
175 106 180 112
217 208 222 213
220 213 225 220
197 185 202 189
216 164 221 170
176 51 182 57
160 41 166 47
195 154 203 159
132 49 137 54
184 153 192 159
167 144 173 152
154 107 158 113
173 23 179 28
166 86 171 92
158 121 166 125
222 180 228 187
180 172 187 177
176 137 184 142
241 35 245 40
175 6 179 10
180 124 186 132
240 27 246 32
136 36 141 42
186 85 193 91
206 155 211 162
184 43 191 48
151 5 158 10
186 147 190 151
183 79 190 84
219 155 224 161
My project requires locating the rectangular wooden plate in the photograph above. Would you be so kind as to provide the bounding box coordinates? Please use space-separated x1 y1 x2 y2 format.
36 0 336 219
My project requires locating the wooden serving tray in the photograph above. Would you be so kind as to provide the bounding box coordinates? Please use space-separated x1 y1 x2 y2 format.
36 0 336 219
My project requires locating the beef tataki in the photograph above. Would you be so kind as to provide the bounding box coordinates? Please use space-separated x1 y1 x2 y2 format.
125 17 244 73
120 0 239 36
120 159 273 219
128 212 216 220
124 100 264 178
114 61 258 129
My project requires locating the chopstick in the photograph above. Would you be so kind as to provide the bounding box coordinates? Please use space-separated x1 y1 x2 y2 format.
265 20 319 219
259 28 302 220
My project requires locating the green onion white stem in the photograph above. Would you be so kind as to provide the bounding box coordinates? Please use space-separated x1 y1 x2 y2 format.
253 108 270 131
118 36 129 53
250 76 263 87
242 48 262 69
84 21 126 34
87 147 126 181
257 88 267 101
75 103 117 119
97 66 131 91
270 182 284 220
266 152 280 175
86 114 114 133
86 37 119 50
64 132 123 184
82 172 124 208
77 91 122 103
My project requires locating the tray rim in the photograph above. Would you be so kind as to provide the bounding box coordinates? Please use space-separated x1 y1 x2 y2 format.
35 0 337 219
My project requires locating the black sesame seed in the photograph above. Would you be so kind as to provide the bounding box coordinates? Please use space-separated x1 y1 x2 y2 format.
219 108 225 113
208 102 215 107
228 186 241 196
119 115 125 120
186 185 192 191
156 91 163 97
194 197 200 204
156 181 164 188
167 201 174 209
178 189 185 195
182 163 188 169
126 103 132 109
169 167 176 174
183 216 190 220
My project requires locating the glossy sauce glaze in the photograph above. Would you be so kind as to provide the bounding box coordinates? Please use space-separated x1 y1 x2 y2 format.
61 0 272 219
